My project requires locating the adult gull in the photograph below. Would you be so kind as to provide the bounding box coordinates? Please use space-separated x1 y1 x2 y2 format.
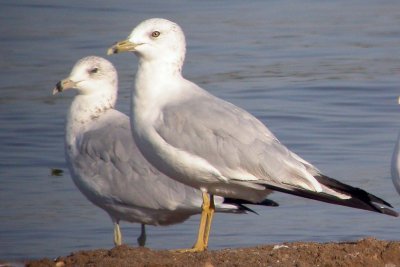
53 56 276 247
108 18 398 251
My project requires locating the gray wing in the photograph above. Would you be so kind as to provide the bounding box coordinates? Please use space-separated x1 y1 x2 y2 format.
156 93 322 191
72 110 205 211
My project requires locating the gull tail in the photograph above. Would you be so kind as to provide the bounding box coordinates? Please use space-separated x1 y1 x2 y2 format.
263 174 398 217
223 198 279 214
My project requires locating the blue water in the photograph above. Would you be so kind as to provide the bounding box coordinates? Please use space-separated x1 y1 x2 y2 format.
1 0 400 261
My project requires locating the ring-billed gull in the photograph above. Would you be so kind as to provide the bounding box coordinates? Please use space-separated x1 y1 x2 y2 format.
53 56 278 247
108 18 398 251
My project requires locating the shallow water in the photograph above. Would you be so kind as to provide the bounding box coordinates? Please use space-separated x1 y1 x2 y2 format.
1 0 400 261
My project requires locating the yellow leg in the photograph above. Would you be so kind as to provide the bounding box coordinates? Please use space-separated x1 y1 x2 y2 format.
203 194 215 247
191 191 210 251
113 221 122 246
173 191 211 253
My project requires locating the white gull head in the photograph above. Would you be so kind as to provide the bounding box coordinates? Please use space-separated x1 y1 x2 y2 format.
108 18 186 74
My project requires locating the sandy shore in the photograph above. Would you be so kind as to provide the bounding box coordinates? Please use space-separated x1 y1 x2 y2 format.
22 238 400 267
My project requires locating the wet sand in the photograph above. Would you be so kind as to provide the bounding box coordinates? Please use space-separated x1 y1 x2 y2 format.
24 238 400 267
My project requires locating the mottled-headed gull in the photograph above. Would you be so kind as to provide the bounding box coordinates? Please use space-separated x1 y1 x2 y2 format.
53 56 276 247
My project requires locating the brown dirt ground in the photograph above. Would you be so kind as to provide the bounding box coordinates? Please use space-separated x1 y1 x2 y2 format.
24 238 400 267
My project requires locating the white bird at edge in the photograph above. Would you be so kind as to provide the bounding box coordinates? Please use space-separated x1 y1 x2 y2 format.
107 18 398 252
52 56 278 247
391 97 400 195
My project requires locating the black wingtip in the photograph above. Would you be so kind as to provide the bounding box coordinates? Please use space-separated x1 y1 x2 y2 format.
262 175 398 217
258 198 279 207
370 203 398 217
316 175 394 208
315 174 398 216
223 197 279 215
239 204 259 215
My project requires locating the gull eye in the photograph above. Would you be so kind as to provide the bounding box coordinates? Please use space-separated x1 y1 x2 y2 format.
89 67 99 74
151 31 160 38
